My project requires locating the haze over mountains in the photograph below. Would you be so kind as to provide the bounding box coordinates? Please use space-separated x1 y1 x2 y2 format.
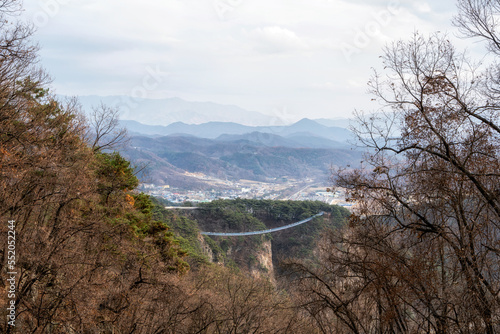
121 118 352 145
77 95 286 126
120 117 360 188
77 95 360 188
76 95 352 128
125 137 360 189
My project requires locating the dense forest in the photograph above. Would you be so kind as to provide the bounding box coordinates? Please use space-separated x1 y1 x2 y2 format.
3 0 500 332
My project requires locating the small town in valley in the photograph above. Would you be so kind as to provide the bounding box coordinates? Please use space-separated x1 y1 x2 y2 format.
138 173 353 209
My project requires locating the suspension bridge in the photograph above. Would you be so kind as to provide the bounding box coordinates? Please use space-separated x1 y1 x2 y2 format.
200 212 325 236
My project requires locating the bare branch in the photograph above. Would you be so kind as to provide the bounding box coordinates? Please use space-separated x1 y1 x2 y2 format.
86 102 129 152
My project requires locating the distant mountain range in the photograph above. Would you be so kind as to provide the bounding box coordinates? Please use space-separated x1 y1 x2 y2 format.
215 132 347 149
76 95 280 126
74 95 353 128
125 135 361 188
74 96 361 188
117 118 361 188
120 118 354 146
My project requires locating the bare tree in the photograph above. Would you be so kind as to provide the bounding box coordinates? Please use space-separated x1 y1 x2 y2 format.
454 0 500 55
287 16 500 334
86 102 129 152
342 32 500 332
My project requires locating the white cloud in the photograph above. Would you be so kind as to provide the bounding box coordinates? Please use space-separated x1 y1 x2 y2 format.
347 79 365 88
311 82 337 91
414 2 432 13
248 26 307 54
22 0 462 120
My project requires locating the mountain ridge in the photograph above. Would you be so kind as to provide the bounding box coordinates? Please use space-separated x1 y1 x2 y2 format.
124 134 361 187
75 95 279 126
120 118 353 144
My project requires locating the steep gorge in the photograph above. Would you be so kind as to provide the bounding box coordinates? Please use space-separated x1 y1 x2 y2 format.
166 199 350 282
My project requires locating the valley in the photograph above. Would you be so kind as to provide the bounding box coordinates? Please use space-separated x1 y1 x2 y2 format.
139 175 352 208
119 118 362 204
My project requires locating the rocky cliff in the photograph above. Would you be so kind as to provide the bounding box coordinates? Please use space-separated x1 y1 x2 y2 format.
169 199 351 283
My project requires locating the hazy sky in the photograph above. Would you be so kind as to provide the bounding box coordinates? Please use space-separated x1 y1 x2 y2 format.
23 0 475 121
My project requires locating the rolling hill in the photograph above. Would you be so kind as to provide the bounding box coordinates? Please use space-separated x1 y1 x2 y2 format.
124 134 361 187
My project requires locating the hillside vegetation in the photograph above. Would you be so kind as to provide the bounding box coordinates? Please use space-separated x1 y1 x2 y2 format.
4 0 500 332
173 199 350 276
125 134 361 185
0 2 336 331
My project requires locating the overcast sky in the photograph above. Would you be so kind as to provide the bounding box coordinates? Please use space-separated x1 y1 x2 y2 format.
22 0 477 122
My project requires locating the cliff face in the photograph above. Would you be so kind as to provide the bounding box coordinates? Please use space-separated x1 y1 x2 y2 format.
198 234 215 263
175 199 350 283
249 240 275 283
200 234 276 282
